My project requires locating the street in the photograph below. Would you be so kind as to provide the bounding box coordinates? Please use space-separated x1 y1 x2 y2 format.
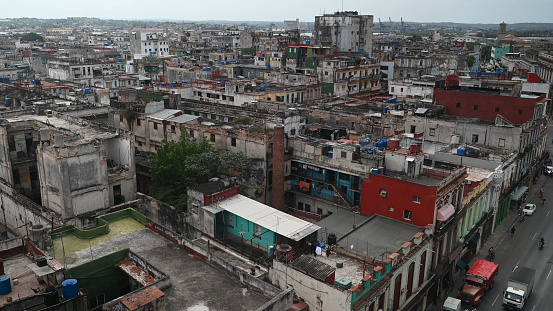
458 125 553 311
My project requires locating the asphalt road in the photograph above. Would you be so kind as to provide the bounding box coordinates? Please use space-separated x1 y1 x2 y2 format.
465 126 553 311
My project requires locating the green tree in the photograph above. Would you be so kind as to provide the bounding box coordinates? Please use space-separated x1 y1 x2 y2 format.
466 55 476 70
149 131 254 211
465 42 476 52
142 55 161 64
20 32 45 42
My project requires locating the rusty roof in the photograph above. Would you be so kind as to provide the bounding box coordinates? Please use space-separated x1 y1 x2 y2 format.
121 286 165 311
116 259 156 286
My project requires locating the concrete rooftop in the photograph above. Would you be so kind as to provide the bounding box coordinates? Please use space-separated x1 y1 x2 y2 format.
50 217 270 311
0 253 48 305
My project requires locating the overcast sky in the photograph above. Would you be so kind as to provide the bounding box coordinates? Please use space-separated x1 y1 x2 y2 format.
1 0 552 24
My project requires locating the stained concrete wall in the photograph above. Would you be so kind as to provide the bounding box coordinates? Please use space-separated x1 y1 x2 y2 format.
256 287 294 311
134 193 191 237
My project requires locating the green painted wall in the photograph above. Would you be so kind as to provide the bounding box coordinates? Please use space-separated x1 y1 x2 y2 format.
224 211 275 249
322 83 335 94
66 249 132 307
287 47 300 59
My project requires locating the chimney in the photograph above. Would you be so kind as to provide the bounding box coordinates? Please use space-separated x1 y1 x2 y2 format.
272 125 285 211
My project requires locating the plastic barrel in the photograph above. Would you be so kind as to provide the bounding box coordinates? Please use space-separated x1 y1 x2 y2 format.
0 275 11 295
62 279 78 299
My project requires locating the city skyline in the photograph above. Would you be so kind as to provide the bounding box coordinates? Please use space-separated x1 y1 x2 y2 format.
1 0 552 24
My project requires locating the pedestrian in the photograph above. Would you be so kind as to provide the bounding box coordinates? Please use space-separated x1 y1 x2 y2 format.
511 226 516 236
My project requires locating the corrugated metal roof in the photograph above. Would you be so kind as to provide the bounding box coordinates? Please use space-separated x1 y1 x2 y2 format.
292 255 335 281
170 114 199 123
147 109 181 120
213 195 320 241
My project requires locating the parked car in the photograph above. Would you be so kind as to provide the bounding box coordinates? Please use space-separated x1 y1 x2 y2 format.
545 166 553 176
523 204 536 216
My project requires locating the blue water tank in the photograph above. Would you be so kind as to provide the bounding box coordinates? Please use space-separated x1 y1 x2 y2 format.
104 43 108 46
496 69 501 74
212 65 216 69
222 81 226 86
394 105 398 109
207 67 211 71
261 53 264 57
274 53 278 57
0 275 11 295
84 88 90 94
202 67 208 71
328 151 333 158
118 58 123 62
161 82 166 86
221 61 225 65
359 48 363 52
260 86 265 91
31 80 35 84
5 98 10 107
235 61 240 64
266 64 271 68
457 146 466 156
503 68 508 73
381 139 388 147
372 168 380 174
383 108 388 113
365 54 370 58
62 279 78 299
306 40 311 44
226 61 230 65
172 82 176 87
182 80 187 84
129 62 134 65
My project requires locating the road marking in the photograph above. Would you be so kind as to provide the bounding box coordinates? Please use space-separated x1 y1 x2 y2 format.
517 260 520 266
532 305 535 311
548 211 550 217
533 233 537 240
492 293 500 306
548 270 552 280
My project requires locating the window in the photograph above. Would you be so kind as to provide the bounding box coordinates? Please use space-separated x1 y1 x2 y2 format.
13 168 20 185
297 202 304 211
472 134 479 143
304 204 311 212
317 208 323 215
499 138 506 147
429 128 435 136
413 196 421 203
341 151 347 158
254 224 261 237
231 138 237 147
119 115 123 122
518 109 523 115
137 118 141 126
8 135 15 151
171 125 176 133
410 125 416 133
404 210 412 221
153 123 158 130
474 105 478 110
391 87 395 92
138 141 142 147
189 129 194 137
495 107 500 113
210 134 215 142
456 103 461 108
228 213 234 227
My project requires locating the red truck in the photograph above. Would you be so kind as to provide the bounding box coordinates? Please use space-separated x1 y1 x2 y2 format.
459 259 499 306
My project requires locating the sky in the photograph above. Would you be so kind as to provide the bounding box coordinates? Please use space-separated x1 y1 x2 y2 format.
1 0 552 24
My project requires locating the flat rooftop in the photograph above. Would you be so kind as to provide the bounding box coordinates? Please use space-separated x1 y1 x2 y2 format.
50 217 270 311
0 253 48 305
317 212 421 260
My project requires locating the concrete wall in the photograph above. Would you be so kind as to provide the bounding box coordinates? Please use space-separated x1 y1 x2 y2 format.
134 193 191 237
270 259 351 311
256 288 294 311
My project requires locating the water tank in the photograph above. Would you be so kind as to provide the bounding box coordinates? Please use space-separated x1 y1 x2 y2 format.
161 82 166 86
84 88 90 94
172 82 176 87
306 40 311 44
359 48 363 52
274 53 278 57
4 98 10 107
410 144 417 153
388 138 400 149
327 233 337 245
226 61 230 65
372 168 380 174
129 62 134 65
381 139 388 148
0 275 11 295
457 146 466 156
118 58 123 62
220 61 225 65
221 81 226 86
266 64 271 68
235 61 240 64
383 108 388 113
45 287 59 306
260 86 265 91
328 150 333 158
451 134 460 144
182 80 187 84
62 279 78 299
31 80 35 84
261 53 264 57
36 257 47 267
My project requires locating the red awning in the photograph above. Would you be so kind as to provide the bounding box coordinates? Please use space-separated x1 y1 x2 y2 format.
437 203 455 222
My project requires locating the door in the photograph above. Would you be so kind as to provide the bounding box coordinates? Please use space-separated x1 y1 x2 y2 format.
113 185 122 205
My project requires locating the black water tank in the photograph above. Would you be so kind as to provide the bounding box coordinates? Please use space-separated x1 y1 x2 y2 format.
327 233 337 245
44 287 59 306
36 257 47 267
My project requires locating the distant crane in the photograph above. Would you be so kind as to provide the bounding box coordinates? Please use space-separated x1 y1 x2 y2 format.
378 18 389 33
400 17 411 34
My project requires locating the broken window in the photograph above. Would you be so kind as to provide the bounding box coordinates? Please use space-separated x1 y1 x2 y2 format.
403 210 412 221
231 138 236 147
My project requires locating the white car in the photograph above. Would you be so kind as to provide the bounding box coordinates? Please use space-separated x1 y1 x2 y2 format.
523 204 536 216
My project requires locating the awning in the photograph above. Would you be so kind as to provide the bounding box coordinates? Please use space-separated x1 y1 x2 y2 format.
437 203 455 222
456 259 467 270
511 186 528 201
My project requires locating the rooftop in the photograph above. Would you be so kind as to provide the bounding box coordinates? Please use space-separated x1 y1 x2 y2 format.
50 216 270 311
0 253 48 305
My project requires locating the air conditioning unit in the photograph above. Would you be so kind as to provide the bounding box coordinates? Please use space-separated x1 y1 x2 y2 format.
380 189 387 198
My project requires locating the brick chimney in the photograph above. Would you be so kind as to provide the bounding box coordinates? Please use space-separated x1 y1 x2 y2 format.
272 125 285 211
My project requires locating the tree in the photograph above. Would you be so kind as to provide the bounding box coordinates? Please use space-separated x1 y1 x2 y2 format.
149 131 254 211
20 32 44 42
141 55 160 64
466 55 476 70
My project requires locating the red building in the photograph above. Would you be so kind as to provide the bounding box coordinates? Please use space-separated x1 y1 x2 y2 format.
434 88 546 125
360 149 467 228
